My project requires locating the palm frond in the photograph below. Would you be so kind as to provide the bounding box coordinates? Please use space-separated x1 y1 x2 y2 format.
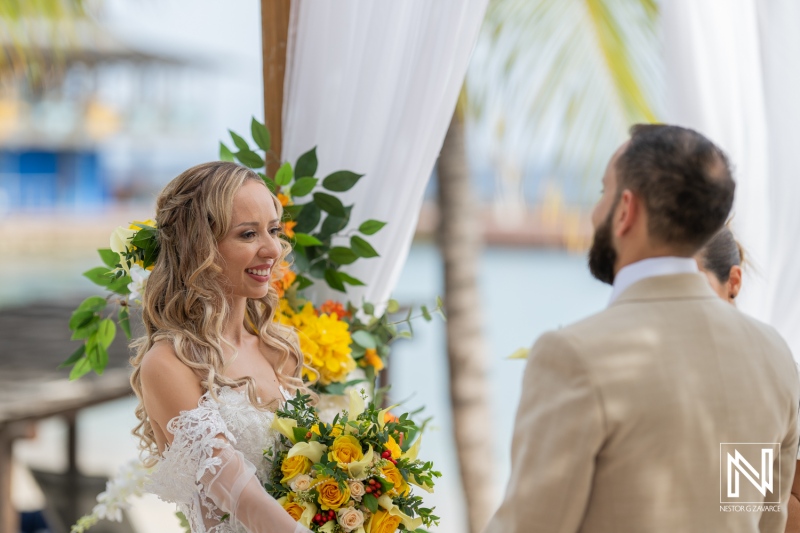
467 0 662 203
0 0 86 84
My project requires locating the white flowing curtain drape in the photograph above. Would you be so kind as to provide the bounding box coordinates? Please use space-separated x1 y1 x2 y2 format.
662 0 800 359
281 0 489 308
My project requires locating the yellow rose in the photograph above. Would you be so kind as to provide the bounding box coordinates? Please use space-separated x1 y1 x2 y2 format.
316 477 350 510
328 435 364 465
380 462 409 497
282 500 305 521
311 423 343 437
385 436 402 460
281 455 312 483
367 510 402 533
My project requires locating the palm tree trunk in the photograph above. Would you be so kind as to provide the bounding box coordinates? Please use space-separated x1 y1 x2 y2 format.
437 110 495 533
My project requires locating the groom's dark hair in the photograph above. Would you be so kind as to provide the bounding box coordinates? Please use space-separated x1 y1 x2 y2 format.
616 124 735 254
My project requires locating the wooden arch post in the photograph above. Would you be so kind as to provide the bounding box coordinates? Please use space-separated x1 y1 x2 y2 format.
260 0 291 177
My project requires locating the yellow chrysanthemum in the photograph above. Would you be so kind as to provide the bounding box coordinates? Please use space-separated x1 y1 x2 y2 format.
275 301 355 385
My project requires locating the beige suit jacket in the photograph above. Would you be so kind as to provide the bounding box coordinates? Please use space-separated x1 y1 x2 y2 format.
485 273 799 533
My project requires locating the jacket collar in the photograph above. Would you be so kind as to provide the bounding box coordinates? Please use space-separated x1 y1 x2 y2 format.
609 273 720 307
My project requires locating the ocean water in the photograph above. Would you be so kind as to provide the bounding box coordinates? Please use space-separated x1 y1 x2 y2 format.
11 243 611 532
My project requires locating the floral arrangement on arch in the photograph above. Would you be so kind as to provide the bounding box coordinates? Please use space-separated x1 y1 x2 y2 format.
61 116 444 398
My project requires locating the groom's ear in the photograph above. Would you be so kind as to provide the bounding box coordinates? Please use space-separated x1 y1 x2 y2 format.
614 189 639 237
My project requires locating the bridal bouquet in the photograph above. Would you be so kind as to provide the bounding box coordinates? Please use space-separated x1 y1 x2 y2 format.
61 117 444 394
266 390 440 533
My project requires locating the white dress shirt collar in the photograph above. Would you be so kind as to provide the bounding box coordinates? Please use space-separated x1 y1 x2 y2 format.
608 256 699 306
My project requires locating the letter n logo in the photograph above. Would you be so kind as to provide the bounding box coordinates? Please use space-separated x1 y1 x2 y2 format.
720 443 780 504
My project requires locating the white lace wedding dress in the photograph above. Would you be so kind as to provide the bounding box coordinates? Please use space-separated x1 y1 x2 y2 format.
146 386 310 533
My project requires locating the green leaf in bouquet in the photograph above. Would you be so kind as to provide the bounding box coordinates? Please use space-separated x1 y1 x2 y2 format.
295 147 318 179
324 269 346 293
421 305 432 322
292 426 310 443
69 309 96 331
219 142 235 162
97 318 116 349
74 295 106 317
328 247 358 265
364 363 375 384
83 266 113 287
229 129 249 151
293 233 323 247
59 344 86 369
358 219 387 235
69 356 92 380
97 248 120 269
71 315 100 340
376 477 395 493
322 170 363 192
261 173 277 193
251 117 271 152
119 307 131 339
362 493 379 513
290 177 318 197
275 162 293 186
87 339 109 373
387 299 400 314
351 236 379 258
292 247 310 270
338 272 365 286
294 275 314 291
313 192 347 217
235 150 265 169
435 307 447 322
363 302 375 316
107 274 132 295
294 202 322 234
396 331 413 339
352 330 377 350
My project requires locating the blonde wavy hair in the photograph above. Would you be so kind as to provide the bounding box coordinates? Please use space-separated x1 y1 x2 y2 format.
130 161 311 458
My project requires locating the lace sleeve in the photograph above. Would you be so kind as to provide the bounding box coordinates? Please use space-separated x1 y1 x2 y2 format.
146 394 310 533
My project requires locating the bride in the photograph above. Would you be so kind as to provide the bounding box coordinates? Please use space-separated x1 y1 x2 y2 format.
129 161 312 532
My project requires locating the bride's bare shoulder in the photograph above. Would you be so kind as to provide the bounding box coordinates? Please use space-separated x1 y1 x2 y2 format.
139 340 203 400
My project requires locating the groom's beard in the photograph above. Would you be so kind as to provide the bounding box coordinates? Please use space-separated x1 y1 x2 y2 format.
588 215 617 285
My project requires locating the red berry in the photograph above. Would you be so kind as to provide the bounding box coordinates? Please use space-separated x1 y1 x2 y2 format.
365 486 372 493
369 478 377 485
305 432 312 439
315 514 322 522
381 451 391 458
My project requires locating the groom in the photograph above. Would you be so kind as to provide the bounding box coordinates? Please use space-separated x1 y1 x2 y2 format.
484 124 800 532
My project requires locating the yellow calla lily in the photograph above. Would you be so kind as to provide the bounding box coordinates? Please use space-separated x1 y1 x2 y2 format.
346 444 374 479
271 417 298 444
402 434 422 461
299 501 317 528
377 404 400 430
377 494 424 530
348 389 366 419
288 441 327 463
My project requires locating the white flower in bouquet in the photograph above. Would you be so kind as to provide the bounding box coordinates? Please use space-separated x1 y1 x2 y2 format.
347 480 366 502
127 265 150 302
289 473 313 492
336 506 365 532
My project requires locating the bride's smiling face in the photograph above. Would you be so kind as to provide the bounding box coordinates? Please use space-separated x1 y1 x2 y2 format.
217 179 282 300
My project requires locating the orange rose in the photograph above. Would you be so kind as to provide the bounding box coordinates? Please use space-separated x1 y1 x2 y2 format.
282 500 304 521
316 477 350 510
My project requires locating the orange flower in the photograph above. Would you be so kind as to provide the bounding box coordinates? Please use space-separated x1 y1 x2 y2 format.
359 348 384 372
277 193 293 207
272 261 297 298
384 411 399 424
283 220 297 239
319 300 350 319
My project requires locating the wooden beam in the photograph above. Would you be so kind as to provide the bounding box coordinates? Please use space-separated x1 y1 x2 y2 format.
261 0 292 177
